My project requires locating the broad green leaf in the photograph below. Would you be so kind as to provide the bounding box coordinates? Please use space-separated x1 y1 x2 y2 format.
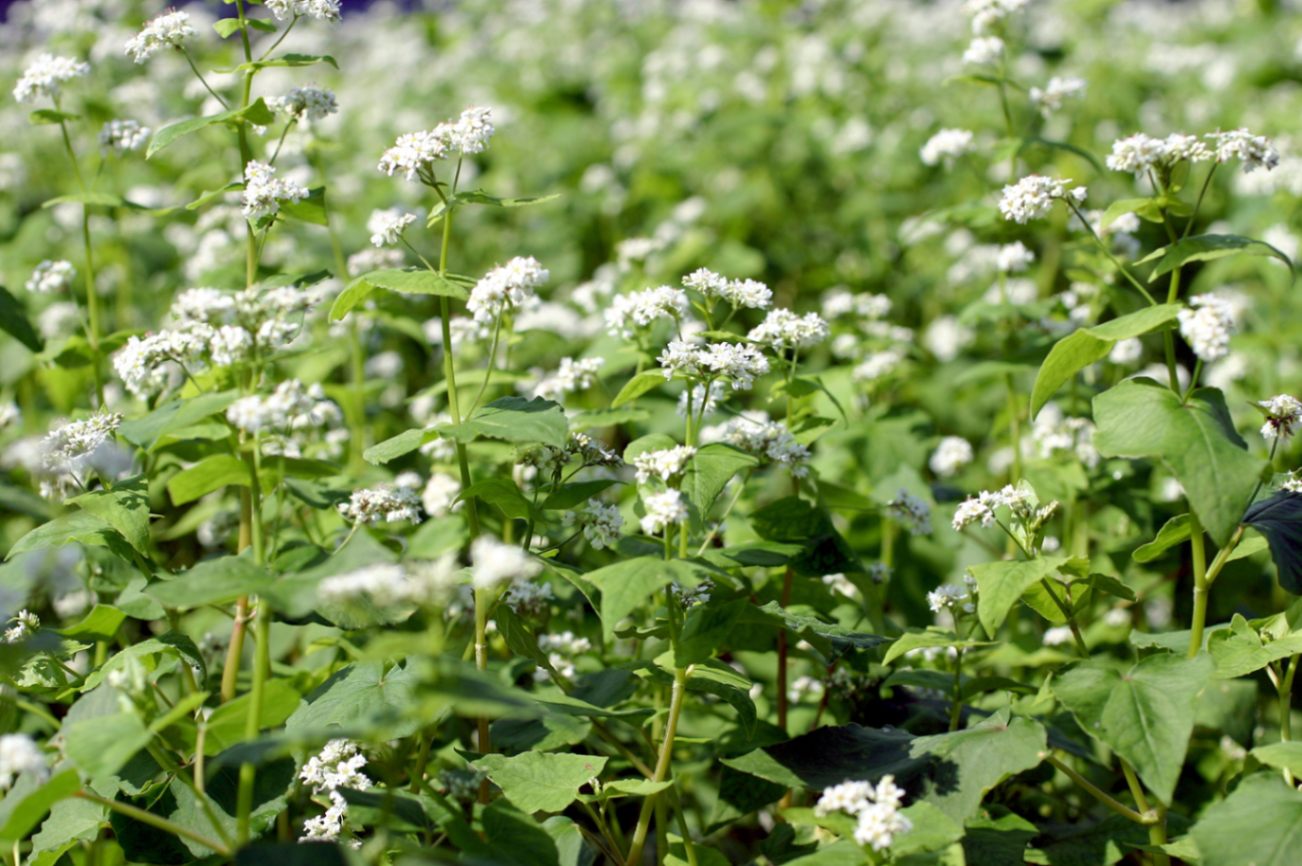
82 632 207 689
740 602 885 656
118 390 239 450
909 713 1047 823
278 186 327 225
362 427 433 465
167 454 250 506
284 661 421 739
146 556 272 610
1029 305 1181 417
7 511 133 560
455 190 560 209
722 724 922 792
360 268 469 298
0 285 43 352
58 604 126 642
1093 379 1266 545
1251 742 1302 777
541 480 618 511
611 369 666 408
1191 773 1302 866
883 627 993 666
473 752 608 814
1132 513 1191 563
1207 613 1302 678
148 98 276 158
64 712 152 778
441 396 568 449
675 598 747 667
204 679 302 754
29 109 78 125
685 659 757 736
0 770 80 843
682 444 757 523
459 477 532 520
1140 233 1293 280
1053 652 1211 802
69 479 151 555
240 53 339 71
584 556 700 642
969 555 1068 638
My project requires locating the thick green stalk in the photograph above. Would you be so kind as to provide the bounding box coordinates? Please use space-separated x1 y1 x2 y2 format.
55 114 103 405
626 665 689 865
235 446 268 843
1186 511 1209 659
1044 753 1152 825
1121 761 1168 866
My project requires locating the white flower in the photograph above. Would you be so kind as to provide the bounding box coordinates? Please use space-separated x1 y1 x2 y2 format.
887 489 932 536
377 108 495 181
13 53 90 102
530 357 604 402
0 734 48 791
929 436 973 478
265 0 342 22
1209 128 1279 173
999 175 1087 223
962 36 1004 66
1032 404 1099 468
1030 76 1086 116
471 536 541 590
367 207 419 248
338 484 423 525
815 775 911 852
1177 293 1236 362
605 285 689 337
225 380 340 436
1106 133 1169 174
241 161 308 221
269 86 338 122
421 473 462 517
920 128 974 166
996 242 1035 273
701 411 810 477
467 257 549 326
319 563 411 608
566 499 623 549
42 412 121 475
747 308 829 351
927 584 973 615
633 446 696 484
1258 394 1302 440
1109 337 1143 365
26 260 76 294
853 350 904 384
683 269 772 309
965 0 1029 33
855 801 913 852
298 740 369 842
100 119 150 154
1043 625 1075 647
695 342 770 390
125 11 194 63
3 610 40 644
640 489 689 535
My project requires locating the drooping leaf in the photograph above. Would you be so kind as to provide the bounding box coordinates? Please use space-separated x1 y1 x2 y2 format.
611 369 667 408
166 454 250 506
1139 233 1293 281
69 479 151 556
1132 513 1192 563
1053 652 1211 803
1093 379 1266 545
284 661 420 739
681 444 758 523
148 98 276 158
145 555 273 610
1243 491 1302 593
0 769 80 843
118 390 239 450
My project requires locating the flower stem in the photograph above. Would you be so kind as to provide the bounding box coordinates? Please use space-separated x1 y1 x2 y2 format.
626 665 689 865
1186 510 1209 659
75 792 231 857
1279 655 1299 785
54 113 103 406
1043 753 1153 826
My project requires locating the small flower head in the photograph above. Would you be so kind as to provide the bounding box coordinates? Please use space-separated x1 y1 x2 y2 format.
26 260 76 294
100 119 150 154
1257 394 1302 441
920 128 975 166
999 175 1087 224
887 489 932 536
470 536 542 590
929 436 974 478
367 207 419 248
747 308 830 351
1209 128 1279 173
1030 76 1086 117
338 484 423 525
633 446 696 485
0 734 48 791
962 36 1004 66
377 107 494 182
242 160 309 220
639 489 689 535
1177 293 1236 362
269 86 338 122
265 0 342 22
125 10 194 63
42 412 122 474
467 256 549 326
13 53 89 103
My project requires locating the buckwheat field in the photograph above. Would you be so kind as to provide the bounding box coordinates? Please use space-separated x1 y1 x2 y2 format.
3 1 1302 864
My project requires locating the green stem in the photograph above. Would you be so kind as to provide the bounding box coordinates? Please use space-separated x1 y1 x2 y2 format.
75 792 230 856
55 114 103 406
1187 510 1209 659
236 446 268 843
626 665 689 865
1066 200 1158 305
180 48 228 109
1280 656 1299 785
1037 577 1088 656
1121 760 1169 866
1044 753 1153 826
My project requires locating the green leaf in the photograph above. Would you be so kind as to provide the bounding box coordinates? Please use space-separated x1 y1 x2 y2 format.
1029 305 1181 417
362 427 431 465
205 679 301 754
460 477 532 520
685 659 757 736
1140 233 1293 280
64 712 153 778
212 18 243 37
682 444 757 523
278 186 327 225
970 555 1068 638
1191 773 1302 866
675 599 747 667
541 480 618 511
284 661 421 739
241 53 339 70
7 511 132 560
1053 652 1212 803
455 190 560 209
58 604 126 642
441 396 568 449
69 479 151 555
0 286 43 352
356 268 469 300
611 369 667 408
883 627 993 666
146 556 272 610
148 99 276 158
0 770 80 843
1100 197 1165 229
167 454 250 506
909 713 1048 823
584 557 700 642
29 109 78 125
1207 613 1302 678
1132 513 1192 563
473 752 608 814
1093 379 1266 545
118 390 239 450
1250 742 1302 777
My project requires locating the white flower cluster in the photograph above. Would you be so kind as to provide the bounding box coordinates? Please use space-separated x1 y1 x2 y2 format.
3 610 40 644
242 160 309 220
471 535 542 590
564 499 623 549
530 357 604 402
701 411 810 477
318 558 458 608
41 412 122 475
338 483 423 525
747 308 829 351
1030 76 1086 116
640 488 689 535
1043 625 1075 647
13 54 89 103
226 379 340 437
1177 293 1236 362
467 256 549 327
633 445 696 484
964 0 1029 33
927 579 977 615
367 207 419 247
100 119 150 154
421 472 461 517
503 579 554 616
377 107 495 181
928 436 973 478
962 36 1004 66
887 489 932 536
299 740 370 843
657 339 770 390
920 128 975 167
26 260 76 294
1258 394 1302 441
266 0 342 22
953 484 1056 532
1032 404 1099 468
125 10 194 63
605 285 689 336
853 349 905 384
999 175 1087 223
996 241 1035 273
822 290 891 322
269 86 339 122
1106 129 1278 175
534 630 592 682
0 734 48 792
814 776 912 852
682 268 773 310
